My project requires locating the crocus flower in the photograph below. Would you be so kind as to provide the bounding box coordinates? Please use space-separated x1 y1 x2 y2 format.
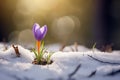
32 23 47 53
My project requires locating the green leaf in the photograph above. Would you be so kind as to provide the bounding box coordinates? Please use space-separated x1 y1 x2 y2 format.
32 49 38 58
47 52 54 64
36 41 45 62
40 41 44 51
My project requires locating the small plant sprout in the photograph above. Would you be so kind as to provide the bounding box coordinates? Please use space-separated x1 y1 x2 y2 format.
46 52 54 64
32 23 53 65
92 42 96 52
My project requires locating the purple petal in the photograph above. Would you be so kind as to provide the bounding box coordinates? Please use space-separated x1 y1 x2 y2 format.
32 23 40 40
32 23 40 35
32 23 48 40
35 28 42 40
36 25 47 40
40 25 47 38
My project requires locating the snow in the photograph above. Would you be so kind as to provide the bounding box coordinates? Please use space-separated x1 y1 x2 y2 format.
45 43 61 52
0 43 120 80
96 65 120 75
63 45 89 52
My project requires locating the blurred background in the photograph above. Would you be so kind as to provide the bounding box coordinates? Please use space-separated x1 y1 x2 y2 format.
0 0 120 50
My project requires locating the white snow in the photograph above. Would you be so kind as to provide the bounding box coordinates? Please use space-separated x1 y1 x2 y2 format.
0 43 120 80
63 45 89 52
96 65 120 75
45 43 61 52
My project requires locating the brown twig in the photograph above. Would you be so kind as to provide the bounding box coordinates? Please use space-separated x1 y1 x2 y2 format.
87 55 120 65
88 70 96 77
70 47 74 52
2 38 7 51
68 64 81 78
59 44 66 51
88 68 120 77
12 45 20 57
107 69 120 76
74 42 78 52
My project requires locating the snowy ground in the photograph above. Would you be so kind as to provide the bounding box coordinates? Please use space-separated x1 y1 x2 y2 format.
0 43 120 80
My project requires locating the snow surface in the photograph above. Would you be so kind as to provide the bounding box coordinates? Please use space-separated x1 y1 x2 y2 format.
0 43 120 80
